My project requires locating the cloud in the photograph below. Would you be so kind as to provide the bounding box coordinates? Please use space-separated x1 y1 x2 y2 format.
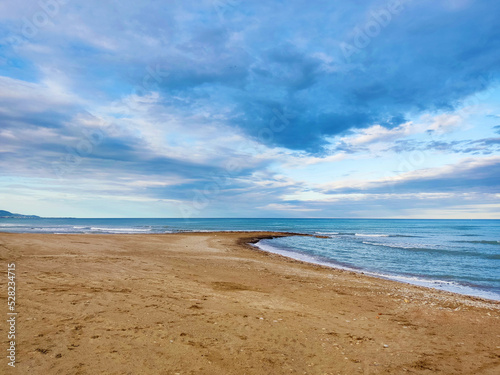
386 136 500 155
343 123 414 146
426 114 463 134
321 156 500 194
2 0 499 154
0 1 499 218
257 203 320 212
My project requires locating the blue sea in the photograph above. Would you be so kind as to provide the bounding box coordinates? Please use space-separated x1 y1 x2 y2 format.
1 218 499 300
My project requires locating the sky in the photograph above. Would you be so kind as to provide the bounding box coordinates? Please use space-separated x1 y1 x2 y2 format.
0 0 499 218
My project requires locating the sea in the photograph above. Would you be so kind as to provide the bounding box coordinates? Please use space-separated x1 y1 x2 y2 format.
1 218 499 301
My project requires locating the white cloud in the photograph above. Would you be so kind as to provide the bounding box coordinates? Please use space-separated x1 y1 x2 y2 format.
426 113 462 133
345 122 415 146
257 203 320 212
333 113 464 151
319 155 500 192
0 75 85 118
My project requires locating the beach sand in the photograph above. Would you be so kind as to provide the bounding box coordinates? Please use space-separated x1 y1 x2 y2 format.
0 232 499 374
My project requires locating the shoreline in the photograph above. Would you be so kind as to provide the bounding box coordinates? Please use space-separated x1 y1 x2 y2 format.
250 236 500 303
241 233 500 308
1 231 499 374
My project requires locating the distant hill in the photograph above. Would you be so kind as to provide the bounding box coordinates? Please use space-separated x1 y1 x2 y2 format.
0 210 40 218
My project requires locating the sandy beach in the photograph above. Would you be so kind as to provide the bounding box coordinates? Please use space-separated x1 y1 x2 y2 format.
0 231 499 374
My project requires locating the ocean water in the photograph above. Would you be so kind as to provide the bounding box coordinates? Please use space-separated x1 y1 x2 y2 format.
1 218 499 300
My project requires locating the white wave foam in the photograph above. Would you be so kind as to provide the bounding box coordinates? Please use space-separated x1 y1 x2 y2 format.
362 241 438 250
355 233 389 237
89 227 152 232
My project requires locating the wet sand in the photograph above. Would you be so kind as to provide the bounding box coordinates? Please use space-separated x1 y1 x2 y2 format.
0 232 499 374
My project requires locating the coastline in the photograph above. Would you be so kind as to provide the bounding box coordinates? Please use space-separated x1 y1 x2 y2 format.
1 231 499 374
251 237 500 302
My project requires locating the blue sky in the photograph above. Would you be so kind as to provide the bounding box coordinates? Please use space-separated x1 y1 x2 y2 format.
1 0 499 218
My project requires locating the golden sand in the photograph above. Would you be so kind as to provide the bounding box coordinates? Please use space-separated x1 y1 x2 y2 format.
0 232 499 374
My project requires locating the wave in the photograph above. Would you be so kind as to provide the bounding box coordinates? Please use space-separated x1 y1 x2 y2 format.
89 227 152 232
315 231 419 239
446 226 479 230
361 241 494 259
361 241 438 251
355 233 389 237
315 231 418 238
357 233 418 238
27 227 73 232
388 234 420 238
453 240 500 246
176 229 265 233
